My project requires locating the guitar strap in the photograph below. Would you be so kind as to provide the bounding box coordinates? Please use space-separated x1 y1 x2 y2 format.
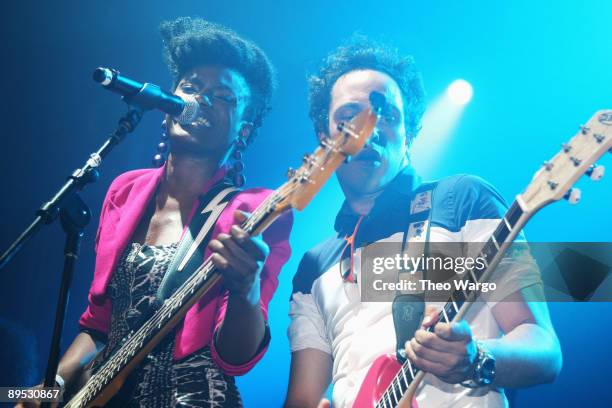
155 181 239 305
392 181 437 363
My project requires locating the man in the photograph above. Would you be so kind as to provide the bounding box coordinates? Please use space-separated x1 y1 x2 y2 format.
284 36 562 407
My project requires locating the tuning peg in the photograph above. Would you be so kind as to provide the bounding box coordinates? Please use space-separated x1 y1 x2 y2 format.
562 143 572 153
303 154 319 168
569 156 582 167
563 188 581 204
299 174 312 184
286 167 296 179
585 164 605 181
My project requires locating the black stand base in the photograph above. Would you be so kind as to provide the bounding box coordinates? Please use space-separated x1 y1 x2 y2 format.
41 194 90 408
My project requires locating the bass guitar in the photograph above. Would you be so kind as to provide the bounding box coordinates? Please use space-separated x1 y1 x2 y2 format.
63 94 385 407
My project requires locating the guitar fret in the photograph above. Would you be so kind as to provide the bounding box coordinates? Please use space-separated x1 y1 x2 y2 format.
398 375 406 393
450 295 461 313
385 391 392 407
393 376 403 395
444 302 456 321
391 380 400 405
492 219 510 245
406 357 416 378
506 200 523 228
401 365 410 388
490 233 500 250
441 305 449 323
379 393 387 408
503 216 512 234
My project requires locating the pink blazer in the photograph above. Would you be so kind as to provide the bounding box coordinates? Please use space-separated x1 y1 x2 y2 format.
78 164 293 375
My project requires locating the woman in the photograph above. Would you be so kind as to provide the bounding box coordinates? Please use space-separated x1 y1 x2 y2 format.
22 17 292 407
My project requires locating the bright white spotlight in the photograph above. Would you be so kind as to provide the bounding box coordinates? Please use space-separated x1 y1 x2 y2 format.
411 80 471 178
447 79 473 106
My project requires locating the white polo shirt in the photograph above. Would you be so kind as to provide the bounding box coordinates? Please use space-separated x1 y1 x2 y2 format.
288 172 542 408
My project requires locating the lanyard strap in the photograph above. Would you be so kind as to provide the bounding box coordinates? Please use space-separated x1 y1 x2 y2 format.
340 215 365 283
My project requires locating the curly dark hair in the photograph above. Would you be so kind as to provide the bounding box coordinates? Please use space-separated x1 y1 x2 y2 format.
160 17 276 135
309 35 426 140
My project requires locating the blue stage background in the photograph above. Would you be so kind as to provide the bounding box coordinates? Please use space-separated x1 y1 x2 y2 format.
0 1 610 406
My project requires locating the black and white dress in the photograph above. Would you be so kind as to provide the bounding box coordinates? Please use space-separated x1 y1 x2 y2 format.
99 242 242 408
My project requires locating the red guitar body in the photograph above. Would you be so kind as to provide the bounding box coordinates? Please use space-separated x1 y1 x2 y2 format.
353 354 415 408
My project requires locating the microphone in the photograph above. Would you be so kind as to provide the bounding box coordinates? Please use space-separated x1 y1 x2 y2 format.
92 67 199 125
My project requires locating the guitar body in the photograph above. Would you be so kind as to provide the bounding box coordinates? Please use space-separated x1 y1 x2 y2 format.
353 354 414 408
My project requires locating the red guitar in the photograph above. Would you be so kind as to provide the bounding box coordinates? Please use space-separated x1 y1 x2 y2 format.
353 110 612 408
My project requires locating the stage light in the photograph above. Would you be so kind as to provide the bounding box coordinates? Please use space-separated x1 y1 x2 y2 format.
411 79 472 178
447 79 473 106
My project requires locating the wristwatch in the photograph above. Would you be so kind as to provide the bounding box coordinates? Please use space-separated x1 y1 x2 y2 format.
462 341 496 388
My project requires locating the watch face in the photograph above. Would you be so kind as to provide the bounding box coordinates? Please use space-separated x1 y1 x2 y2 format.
480 356 496 383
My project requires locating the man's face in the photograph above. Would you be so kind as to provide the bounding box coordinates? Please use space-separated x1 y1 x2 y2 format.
167 65 251 157
328 69 408 196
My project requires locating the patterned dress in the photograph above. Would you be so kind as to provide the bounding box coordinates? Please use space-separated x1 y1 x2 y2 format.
99 242 242 408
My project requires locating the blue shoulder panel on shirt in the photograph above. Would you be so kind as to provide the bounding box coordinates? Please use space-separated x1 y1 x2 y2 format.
291 237 345 296
430 174 509 233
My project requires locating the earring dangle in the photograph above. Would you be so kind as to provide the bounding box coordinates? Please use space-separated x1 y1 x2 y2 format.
153 120 169 167
229 137 247 187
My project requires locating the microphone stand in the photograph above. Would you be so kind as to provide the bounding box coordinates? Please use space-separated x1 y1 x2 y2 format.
0 104 142 405
0 108 142 270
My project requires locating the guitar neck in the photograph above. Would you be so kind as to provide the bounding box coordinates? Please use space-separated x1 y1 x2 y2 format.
65 188 287 408
376 199 529 408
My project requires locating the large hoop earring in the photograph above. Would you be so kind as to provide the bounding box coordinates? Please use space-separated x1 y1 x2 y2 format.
152 120 169 167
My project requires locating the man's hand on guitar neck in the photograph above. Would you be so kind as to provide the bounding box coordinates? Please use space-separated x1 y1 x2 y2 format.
404 288 562 389
404 305 479 384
